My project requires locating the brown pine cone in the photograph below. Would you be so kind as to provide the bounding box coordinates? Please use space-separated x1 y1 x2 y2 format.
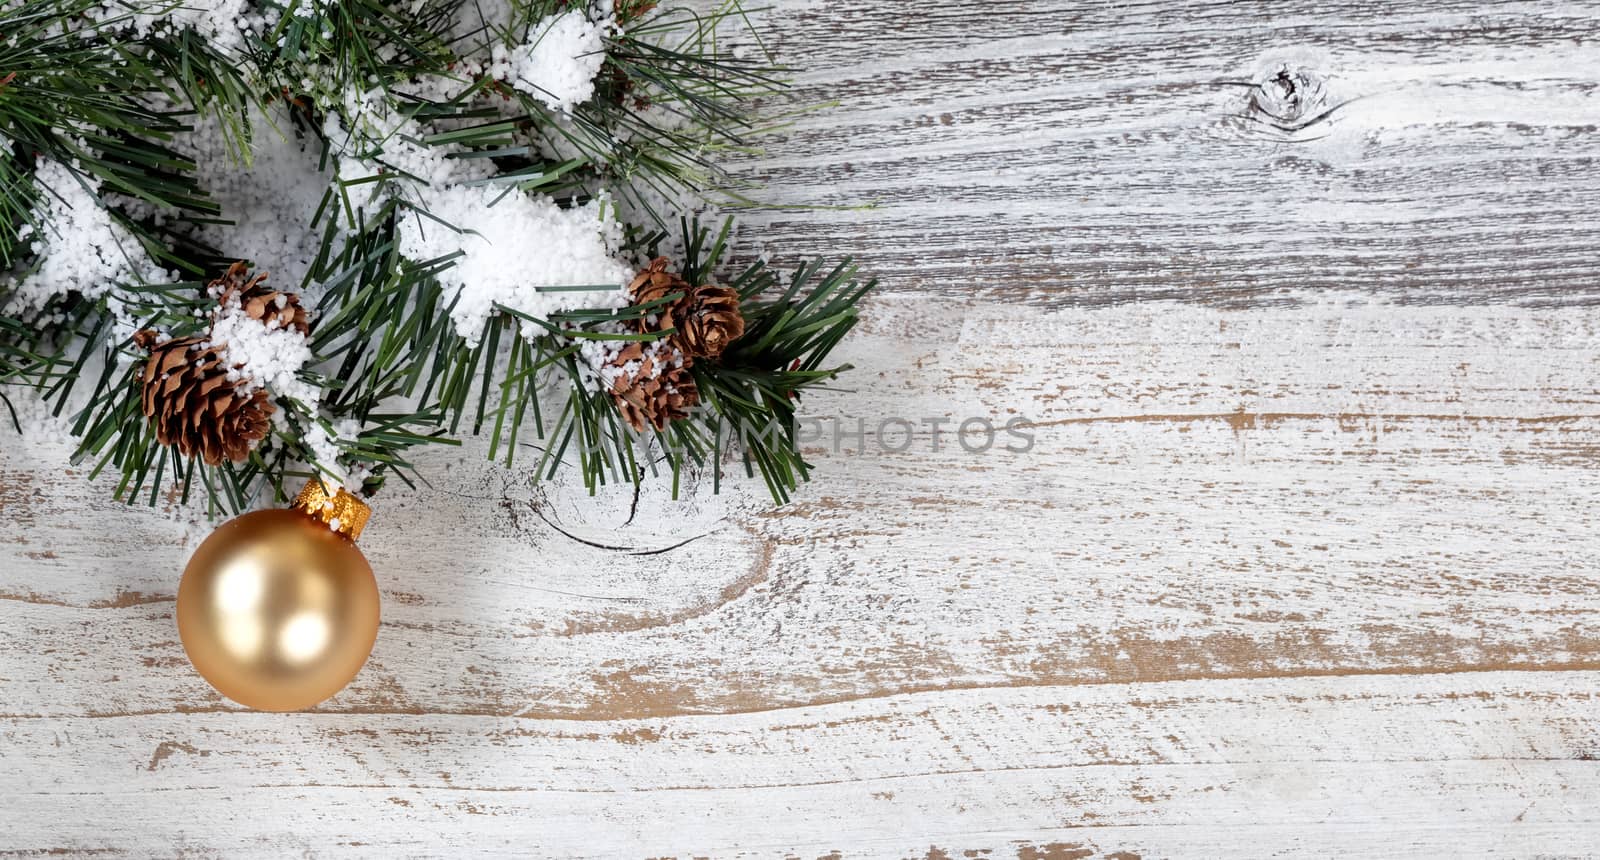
678 284 745 358
606 341 698 432
625 259 745 358
627 257 691 336
210 262 309 335
132 330 275 466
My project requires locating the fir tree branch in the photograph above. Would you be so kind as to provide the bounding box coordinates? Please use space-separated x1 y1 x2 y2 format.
0 0 877 514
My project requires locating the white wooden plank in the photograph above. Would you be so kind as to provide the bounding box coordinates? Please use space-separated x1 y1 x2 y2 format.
7 0 1600 854
4 672 1597 857
728 0 1600 304
3 296 1599 855
5 298 1599 718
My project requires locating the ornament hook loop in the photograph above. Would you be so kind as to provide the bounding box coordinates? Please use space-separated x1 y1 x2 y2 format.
292 479 372 541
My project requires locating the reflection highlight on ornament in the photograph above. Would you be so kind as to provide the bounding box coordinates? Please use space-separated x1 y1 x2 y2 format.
214 562 263 614
279 611 331 664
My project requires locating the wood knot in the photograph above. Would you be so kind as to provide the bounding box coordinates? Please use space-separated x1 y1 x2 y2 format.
1243 58 1338 140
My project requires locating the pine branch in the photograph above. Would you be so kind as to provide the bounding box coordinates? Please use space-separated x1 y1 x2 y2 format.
0 1 877 514
469 217 875 502
0 0 229 268
144 27 262 166
257 0 459 106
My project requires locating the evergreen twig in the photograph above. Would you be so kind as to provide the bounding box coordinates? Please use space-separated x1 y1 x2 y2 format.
0 0 876 513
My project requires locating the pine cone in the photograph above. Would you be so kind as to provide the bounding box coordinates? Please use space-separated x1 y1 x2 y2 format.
210 262 308 335
606 341 698 432
678 284 745 358
132 330 274 466
625 258 745 357
627 257 691 336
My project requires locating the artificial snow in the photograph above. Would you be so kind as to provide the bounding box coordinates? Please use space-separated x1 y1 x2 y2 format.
183 105 333 294
396 185 632 345
206 293 318 408
302 423 345 486
501 10 611 113
326 86 470 190
3 160 168 329
302 417 366 490
3 387 78 447
206 291 366 486
91 0 268 53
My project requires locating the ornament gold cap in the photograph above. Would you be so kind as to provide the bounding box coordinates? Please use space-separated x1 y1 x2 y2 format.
291 479 372 541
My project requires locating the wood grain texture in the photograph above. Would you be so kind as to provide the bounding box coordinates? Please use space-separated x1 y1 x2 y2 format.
6 0 1600 856
5 673 1599 857
6 298 1600 856
735 0 1600 305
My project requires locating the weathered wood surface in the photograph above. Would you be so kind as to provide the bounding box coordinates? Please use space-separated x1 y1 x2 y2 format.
744 0 1600 305
5 1 1600 857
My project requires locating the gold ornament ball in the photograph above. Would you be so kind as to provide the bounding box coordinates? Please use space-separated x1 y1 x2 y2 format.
177 507 380 712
